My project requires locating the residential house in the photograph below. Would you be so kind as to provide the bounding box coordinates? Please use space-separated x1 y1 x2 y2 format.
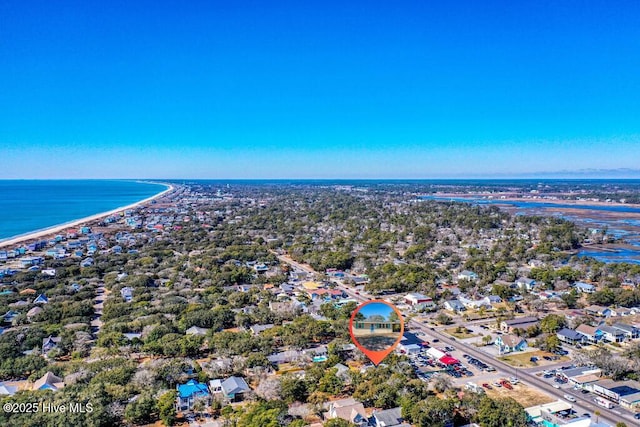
33 294 49 304
515 277 536 291
176 379 211 411
371 407 407 427
444 300 466 312
494 334 528 354
185 326 209 336
612 323 640 339
459 295 492 310
598 325 625 343
324 398 368 426
611 308 633 317
584 305 611 318
32 372 64 391
556 328 585 346
573 282 596 294
120 287 133 302
42 336 61 355
500 316 539 333
458 270 479 281
0 382 18 396
209 376 250 403
2 310 19 324
575 324 602 344
80 257 94 267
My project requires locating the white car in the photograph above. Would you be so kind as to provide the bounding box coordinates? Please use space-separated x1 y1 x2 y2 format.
553 384 561 389
564 394 576 402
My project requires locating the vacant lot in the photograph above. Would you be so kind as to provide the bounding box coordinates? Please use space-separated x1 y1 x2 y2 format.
485 383 555 407
498 350 569 368
444 327 479 339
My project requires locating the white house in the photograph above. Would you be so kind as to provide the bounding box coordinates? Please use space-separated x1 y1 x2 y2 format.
458 270 479 281
444 300 466 312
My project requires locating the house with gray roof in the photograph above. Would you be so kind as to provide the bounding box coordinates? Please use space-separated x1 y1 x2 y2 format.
557 328 585 346
371 406 408 427
209 376 250 402
612 323 640 339
599 325 625 342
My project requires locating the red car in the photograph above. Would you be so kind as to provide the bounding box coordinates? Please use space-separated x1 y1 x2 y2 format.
482 383 492 390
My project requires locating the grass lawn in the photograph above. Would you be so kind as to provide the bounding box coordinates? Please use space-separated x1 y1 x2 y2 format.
444 327 479 339
275 363 305 375
498 350 569 368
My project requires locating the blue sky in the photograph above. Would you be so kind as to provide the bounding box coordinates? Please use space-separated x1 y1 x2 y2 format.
2 1 640 179
357 302 395 320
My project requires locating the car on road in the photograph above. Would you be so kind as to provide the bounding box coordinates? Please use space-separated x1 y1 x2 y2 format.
634 413 640 420
581 389 589 394
582 413 590 418
563 394 576 402
553 384 561 389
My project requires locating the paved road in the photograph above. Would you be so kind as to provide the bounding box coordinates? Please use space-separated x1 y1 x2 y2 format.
274 254 635 426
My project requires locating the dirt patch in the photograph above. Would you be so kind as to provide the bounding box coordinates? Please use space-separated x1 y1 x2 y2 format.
485 383 554 407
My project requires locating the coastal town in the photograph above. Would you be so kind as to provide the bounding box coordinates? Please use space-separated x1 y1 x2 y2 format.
1 181 640 427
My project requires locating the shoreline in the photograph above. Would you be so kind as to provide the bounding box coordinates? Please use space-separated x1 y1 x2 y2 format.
0 182 174 249
426 193 640 208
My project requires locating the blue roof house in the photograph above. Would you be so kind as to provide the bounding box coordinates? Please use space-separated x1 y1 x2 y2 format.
33 294 49 304
176 379 211 411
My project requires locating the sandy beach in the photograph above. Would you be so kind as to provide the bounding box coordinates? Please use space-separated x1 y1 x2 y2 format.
0 183 174 249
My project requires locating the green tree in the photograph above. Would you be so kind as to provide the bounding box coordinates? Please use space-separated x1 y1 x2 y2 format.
540 314 566 333
125 393 156 425
157 390 177 426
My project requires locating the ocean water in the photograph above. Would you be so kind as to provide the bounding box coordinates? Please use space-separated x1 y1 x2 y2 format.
0 180 167 241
